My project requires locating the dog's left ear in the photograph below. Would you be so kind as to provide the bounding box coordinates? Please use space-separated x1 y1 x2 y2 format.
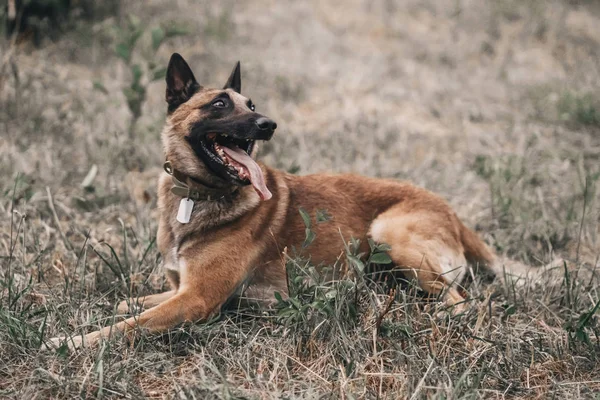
223 61 241 93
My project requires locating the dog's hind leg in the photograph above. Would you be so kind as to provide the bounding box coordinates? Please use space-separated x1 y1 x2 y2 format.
369 208 469 313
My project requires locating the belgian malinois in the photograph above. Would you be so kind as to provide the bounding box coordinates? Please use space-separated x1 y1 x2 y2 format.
50 53 502 349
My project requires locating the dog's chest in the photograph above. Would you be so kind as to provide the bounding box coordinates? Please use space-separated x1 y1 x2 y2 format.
164 247 182 272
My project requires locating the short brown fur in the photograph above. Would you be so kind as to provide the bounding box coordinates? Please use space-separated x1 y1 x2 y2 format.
49 56 498 349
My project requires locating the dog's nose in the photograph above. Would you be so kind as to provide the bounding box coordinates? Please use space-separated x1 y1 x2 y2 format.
255 117 277 131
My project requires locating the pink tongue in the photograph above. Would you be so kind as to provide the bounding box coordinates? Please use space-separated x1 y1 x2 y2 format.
221 146 272 200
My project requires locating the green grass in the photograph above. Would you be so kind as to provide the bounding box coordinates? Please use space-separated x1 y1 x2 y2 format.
557 92 600 128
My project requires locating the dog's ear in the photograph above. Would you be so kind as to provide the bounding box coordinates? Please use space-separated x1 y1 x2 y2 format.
223 61 241 93
166 53 201 112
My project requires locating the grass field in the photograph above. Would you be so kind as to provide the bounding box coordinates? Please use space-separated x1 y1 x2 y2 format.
1 1 600 398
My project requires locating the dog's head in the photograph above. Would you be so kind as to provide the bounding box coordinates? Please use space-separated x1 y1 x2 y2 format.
162 53 277 200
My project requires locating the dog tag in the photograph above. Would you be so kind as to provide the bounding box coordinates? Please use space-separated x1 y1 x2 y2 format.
177 198 194 224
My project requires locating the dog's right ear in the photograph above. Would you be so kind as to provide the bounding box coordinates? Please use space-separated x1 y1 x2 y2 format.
166 53 202 112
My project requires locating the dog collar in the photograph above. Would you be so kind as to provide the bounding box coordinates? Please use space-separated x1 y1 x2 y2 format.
163 161 237 201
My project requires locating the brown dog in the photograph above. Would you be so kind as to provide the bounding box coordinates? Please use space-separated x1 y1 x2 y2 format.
50 53 499 349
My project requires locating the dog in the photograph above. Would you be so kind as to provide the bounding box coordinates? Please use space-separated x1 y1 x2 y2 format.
49 53 502 349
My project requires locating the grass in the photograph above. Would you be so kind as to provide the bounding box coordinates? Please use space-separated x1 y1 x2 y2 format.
1 213 598 398
557 92 600 128
1 0 600 398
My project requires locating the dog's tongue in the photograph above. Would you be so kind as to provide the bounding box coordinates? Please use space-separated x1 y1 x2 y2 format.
221 146 272 200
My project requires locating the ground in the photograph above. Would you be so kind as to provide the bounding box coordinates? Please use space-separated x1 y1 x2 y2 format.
1 0 599 399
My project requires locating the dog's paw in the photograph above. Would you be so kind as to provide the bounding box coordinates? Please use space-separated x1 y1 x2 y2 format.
448 301 468 316
117 298 146 314
431 301 468 320
45 335 86 351
117 300 131 314
45 330 105 351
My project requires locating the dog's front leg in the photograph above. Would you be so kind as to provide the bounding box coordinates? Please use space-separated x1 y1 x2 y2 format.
48 248 255 349
79 290 208 348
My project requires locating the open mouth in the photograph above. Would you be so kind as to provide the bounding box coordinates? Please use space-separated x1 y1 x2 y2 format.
206 133 255 181
195 133 272 200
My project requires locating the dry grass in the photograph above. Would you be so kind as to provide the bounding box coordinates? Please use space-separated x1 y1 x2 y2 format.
1 1 600 398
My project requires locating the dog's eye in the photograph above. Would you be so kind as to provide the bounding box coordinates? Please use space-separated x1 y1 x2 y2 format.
212 100 226 108
250 104 255 112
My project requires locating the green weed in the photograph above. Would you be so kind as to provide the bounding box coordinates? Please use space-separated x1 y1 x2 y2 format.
100 16 189 138
558 92 600 128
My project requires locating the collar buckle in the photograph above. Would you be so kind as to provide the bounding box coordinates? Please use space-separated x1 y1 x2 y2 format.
163 161 174 175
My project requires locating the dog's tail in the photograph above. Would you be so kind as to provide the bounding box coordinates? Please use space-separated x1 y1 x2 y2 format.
459 221 564 284
460 222 495 268
459 222 526 279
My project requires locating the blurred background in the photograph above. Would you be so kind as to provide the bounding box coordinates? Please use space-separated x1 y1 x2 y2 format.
2 0 599 264
1 1 599 397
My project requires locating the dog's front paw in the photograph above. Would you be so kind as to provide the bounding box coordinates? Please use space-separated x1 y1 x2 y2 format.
45 335 86 351
45 331 104 351
117 298 146 314
117 300 131 314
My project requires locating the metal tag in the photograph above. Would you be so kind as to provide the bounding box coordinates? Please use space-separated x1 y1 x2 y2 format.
177 198 194 224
